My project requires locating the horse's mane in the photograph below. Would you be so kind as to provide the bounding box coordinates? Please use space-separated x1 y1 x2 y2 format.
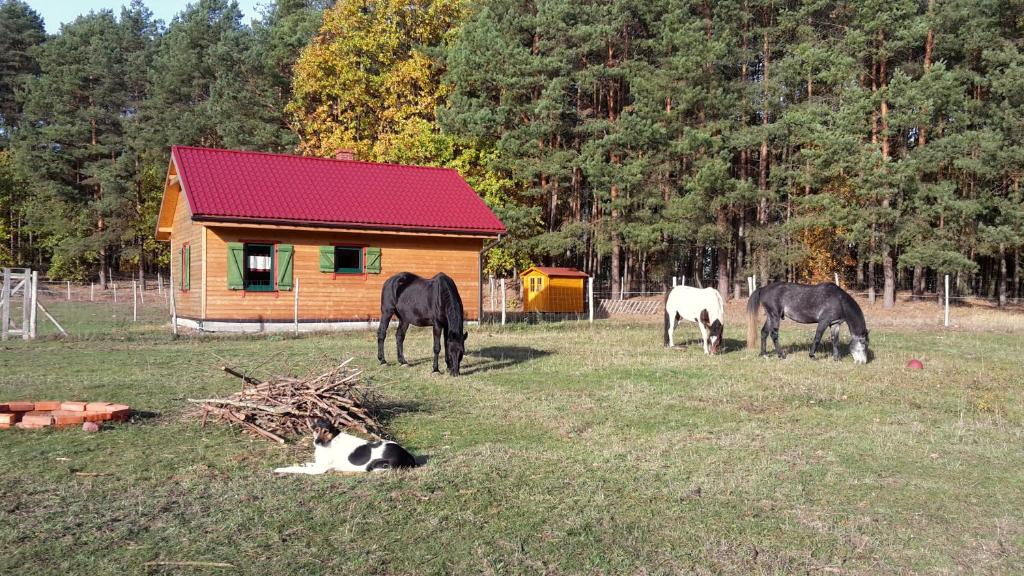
435 273 464 334
838 289 868 336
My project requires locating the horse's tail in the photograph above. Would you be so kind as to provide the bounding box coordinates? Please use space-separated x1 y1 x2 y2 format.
663 289 672 346
380 273 405 314
746 286 762 348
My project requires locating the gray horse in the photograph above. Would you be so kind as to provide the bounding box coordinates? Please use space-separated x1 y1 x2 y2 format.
746 282 869 363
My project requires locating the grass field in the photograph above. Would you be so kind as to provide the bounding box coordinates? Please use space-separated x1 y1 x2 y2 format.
1 298 1022 574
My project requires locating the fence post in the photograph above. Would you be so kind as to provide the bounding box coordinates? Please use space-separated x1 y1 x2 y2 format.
672 276 677 287
680 275 685 287
157 272 162 295
489 275 495 312
67 280 71 301
22 270 31 340
30 271 38 339
944 274 950 327
1 268 9 341
588 277 594 323
113 283 117 303
132 281 138 322
834 272 840 286
90 283 94 302
294 277 300 336
500 278 506 326
619 275 624 301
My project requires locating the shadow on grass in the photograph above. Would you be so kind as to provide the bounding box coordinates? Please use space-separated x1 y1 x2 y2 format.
749 337 875 362
373 399 427 432
666 337 747 354
462 346 552 375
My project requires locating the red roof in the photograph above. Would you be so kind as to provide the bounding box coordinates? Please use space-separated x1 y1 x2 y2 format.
171 146 505 235
521 266 589 278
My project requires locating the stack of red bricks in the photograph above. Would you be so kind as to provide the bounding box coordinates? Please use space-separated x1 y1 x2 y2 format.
0 401 131 430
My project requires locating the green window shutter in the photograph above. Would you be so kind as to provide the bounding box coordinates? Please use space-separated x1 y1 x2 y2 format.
319 245 334 272
184 245 191 290
276 244 294 290
365 246 381 274
227 242 244 290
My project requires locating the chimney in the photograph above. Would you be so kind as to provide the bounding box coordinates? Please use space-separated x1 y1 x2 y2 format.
334 148 356 161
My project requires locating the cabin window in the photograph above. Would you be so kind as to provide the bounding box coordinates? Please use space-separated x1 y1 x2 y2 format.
334 246 362 274
244 243 275 291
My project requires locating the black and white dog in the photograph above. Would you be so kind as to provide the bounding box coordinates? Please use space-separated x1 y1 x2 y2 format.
274 419 417 475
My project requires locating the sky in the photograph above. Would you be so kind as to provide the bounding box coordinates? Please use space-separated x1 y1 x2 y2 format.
28 0 266 33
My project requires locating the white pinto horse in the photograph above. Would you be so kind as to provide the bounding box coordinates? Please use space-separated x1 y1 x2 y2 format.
663 285 725 355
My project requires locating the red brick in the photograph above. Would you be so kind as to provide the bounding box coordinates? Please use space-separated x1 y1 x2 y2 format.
15 421 46 430
85 402 111 412
21 411 54 426
7 402 34 412
33 401 61 411
60 402 88 412
0 423 10 429
83 411 112 423
104 404 131 414
51 410 87 427
0 412 20 425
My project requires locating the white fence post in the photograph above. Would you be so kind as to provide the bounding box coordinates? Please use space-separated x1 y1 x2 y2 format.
680 275 685 287
1 268 9 341
588 276 594 323
66 280 71 301
500 278 506 326
132 281 138 322
90 283 94 302
672 276 677 287
294 277 300 336
834 272 840 286
30 271 38 339
113 283 117 303
619 275 625 301
21 270 30 340
944 274 950 327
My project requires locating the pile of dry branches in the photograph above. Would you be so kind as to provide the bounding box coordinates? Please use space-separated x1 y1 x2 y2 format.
188 358 384 443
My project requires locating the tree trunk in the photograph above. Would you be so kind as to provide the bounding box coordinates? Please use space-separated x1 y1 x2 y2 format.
883 248 895 308
999 247 1007 308
610 182 621 301
717 207 730 300
868 261 876 304
757 30 771 286
912 266 924 296
1013 248 1020 300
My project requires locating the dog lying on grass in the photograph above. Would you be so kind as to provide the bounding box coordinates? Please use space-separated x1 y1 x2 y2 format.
273 419 417 475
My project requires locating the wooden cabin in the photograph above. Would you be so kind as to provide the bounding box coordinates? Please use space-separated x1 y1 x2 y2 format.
156 146 505 332
519 267 588 313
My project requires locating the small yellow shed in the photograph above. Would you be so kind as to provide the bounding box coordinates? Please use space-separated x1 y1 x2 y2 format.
519 267 588 313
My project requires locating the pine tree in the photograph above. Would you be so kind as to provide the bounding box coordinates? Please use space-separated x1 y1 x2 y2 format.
0 0 45 143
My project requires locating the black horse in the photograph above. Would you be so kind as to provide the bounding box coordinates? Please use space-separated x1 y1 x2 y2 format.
746 282 869 363
377 272 468 375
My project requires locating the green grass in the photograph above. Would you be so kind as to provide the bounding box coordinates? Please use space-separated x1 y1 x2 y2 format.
1 307 1021 574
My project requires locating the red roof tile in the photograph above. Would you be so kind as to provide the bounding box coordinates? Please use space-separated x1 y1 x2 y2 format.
521 267 589 278
172 146 505 235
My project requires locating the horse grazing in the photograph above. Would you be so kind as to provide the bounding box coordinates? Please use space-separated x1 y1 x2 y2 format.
377 272 468 375
746 282 869 363
663 285 725 355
